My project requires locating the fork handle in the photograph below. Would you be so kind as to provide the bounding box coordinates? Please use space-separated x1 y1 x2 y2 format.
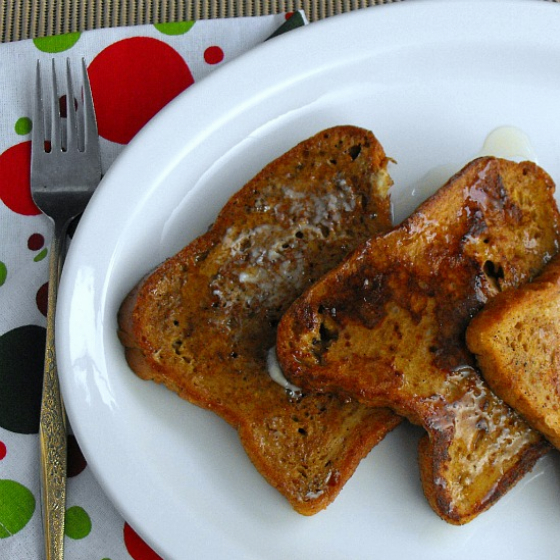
39 222 68 560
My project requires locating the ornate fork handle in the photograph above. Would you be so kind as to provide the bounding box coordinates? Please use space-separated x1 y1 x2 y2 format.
32 58 100 560
39 220 68 560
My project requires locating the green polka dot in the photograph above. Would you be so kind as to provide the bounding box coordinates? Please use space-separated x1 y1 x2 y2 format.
154 21 195 35
33 248 48 262
0 480 36 538
33 32 81 53
15 117 32 136
0 261 6 286
65 506 91 539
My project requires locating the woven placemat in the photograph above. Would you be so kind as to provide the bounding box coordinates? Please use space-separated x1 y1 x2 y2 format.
0 0 402 42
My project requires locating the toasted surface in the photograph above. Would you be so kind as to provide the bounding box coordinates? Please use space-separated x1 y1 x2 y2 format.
118 126 401 515
467 253 560 449
277 157 560 523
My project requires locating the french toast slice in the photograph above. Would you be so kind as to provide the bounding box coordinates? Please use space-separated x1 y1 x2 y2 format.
467 253 560 450
276 157 560 524
118 126 402 515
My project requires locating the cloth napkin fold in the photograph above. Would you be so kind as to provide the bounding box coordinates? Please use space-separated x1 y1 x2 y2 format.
0 12 305 560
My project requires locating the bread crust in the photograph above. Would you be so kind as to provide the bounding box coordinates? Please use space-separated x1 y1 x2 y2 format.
118 126 401 514
277 157 560 523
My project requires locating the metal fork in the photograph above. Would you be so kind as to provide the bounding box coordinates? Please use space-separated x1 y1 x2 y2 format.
31 58 101 560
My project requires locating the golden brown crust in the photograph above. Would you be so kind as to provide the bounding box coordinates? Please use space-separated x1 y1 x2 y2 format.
467 253 560 450
117 126 401 515
277 157 560 523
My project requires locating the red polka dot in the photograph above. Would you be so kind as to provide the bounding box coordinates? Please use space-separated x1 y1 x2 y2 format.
88 37 195 145
0 441 6 460
58 95 77 119
0 141 40 216
36 283 48 317
124 523 163 560
285 12 294 19
27 233 45 251
204 46 224 65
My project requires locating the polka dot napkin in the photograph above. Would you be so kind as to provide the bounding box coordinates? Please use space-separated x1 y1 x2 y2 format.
0 12 305 560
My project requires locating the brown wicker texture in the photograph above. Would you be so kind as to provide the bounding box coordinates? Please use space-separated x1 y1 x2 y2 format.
0 0 404 41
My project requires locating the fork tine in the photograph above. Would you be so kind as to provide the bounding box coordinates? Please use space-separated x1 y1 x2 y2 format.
81 58 99 155
32 61 45 155
65 58 78 152
50 59 61 152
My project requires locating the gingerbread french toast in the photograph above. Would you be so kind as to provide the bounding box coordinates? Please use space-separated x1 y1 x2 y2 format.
117 126 401 515
467 253 560 450
276 157 560 524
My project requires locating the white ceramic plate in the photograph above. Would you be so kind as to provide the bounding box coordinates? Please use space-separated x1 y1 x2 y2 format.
57 1 560 558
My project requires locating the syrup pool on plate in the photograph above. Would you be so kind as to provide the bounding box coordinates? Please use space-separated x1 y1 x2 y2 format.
397 126 538 223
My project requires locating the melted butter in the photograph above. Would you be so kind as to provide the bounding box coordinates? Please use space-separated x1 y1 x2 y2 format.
210 179 360 313
406 126 538 218
426 365 539 509
267 346 302 398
